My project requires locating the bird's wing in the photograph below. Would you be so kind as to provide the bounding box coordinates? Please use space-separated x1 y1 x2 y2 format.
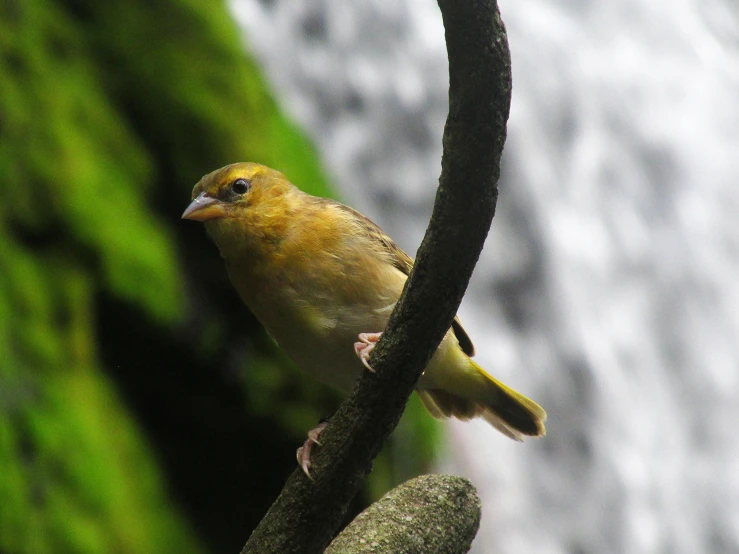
332 201 476 357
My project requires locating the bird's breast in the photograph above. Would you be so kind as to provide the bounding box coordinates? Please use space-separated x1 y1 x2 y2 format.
225 243 407 391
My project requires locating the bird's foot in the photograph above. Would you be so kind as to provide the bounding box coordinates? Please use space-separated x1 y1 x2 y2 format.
296 420 328 480
354 332 382 373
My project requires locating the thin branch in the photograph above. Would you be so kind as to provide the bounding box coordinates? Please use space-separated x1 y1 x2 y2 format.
241 1 511 552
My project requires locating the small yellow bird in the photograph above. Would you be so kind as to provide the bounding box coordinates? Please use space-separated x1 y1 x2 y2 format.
183 163 546 474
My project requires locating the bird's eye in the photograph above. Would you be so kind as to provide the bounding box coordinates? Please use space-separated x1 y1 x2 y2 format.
231 178 250 195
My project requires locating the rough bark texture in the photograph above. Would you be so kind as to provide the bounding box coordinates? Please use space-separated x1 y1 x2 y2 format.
325 475 481 554
240 1 511 552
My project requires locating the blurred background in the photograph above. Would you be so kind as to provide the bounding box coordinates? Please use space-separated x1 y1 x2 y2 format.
2 0 738 553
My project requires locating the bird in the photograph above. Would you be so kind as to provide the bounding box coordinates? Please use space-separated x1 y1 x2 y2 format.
182 162 546 477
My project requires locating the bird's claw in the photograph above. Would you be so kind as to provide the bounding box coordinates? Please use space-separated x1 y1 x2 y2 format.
296 421 329 479
354 332 382 373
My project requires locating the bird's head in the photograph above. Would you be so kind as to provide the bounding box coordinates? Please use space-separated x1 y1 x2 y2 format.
182 162 294 222
182 162 298 257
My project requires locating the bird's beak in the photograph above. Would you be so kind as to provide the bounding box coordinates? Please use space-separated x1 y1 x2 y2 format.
181 192 227 221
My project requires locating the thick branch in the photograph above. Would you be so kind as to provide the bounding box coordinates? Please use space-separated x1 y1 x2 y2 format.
325 475 481 554
241 1 511 552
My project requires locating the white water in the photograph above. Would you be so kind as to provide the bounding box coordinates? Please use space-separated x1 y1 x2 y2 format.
230 1 739 552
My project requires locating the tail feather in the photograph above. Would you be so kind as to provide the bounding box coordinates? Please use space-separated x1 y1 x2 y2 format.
417 363 547 440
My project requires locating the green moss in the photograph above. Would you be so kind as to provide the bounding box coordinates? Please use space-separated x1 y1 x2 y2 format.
0 248 203 552
0 0 181 323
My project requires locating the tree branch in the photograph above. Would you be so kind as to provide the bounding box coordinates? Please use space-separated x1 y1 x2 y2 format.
241 1 511 552
325 475 481 554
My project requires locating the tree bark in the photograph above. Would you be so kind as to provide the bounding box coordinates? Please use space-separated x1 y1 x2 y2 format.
241 1 511 552
325 475 481 554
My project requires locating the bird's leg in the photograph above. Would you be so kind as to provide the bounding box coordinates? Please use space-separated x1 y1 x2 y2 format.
354 332 383 373
296 420 328 480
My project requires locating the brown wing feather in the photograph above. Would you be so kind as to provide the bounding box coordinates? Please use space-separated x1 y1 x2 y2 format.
451 318 476 357
329 201 476 357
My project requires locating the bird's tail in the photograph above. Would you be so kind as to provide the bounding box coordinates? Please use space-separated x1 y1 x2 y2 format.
417 359 546 441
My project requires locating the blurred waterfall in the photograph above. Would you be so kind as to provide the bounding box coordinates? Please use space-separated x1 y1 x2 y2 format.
229 0 739 552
